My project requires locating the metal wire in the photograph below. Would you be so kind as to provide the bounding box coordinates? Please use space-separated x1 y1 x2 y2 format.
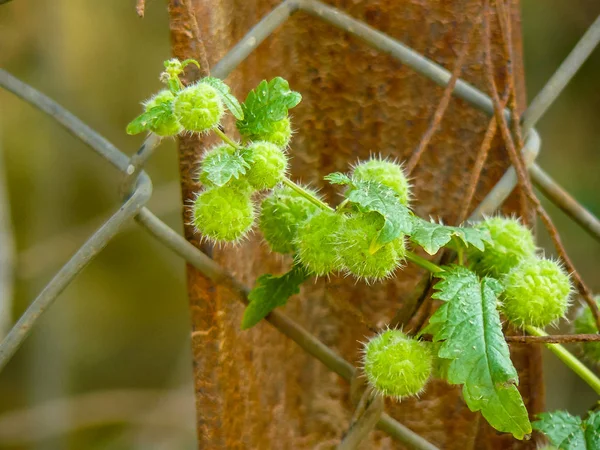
531 164 600 243
1 1 599 448
521 14 600 135
0 176 152 372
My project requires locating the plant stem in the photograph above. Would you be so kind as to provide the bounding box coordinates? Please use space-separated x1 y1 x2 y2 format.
336 198 350 212
405 251 444 274
214 128 240 149
282 178 334 212
454 238 464 266
525 325 600 396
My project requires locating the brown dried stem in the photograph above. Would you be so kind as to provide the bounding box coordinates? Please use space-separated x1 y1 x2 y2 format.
456 86 510 224
496 0 530 222
404 25 475 175
482 0 600 331
505 334 600 344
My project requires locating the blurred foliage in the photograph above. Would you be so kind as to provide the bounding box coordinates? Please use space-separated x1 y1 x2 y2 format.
0 0 598 448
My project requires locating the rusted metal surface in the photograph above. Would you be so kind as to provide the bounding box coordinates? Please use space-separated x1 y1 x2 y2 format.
170 1 542 448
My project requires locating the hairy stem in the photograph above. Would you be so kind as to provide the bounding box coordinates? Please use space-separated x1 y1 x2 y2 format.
525 325 600 396
282 177 334 212
405 252 444 274
213 128 240 149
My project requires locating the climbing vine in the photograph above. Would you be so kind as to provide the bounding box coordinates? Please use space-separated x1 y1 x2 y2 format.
128 59 600 445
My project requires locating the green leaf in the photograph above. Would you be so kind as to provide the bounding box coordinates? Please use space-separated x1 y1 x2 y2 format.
324 172 352 186
346 180 413 245
452 226 492 251
410 217 492 255
584 411 600 449
241 265 310 330
533 411 584 449
236 77 302 136
533 410 600 450
423 266 531 439
202 151 249 187
126 103 172 135
201 77 244 120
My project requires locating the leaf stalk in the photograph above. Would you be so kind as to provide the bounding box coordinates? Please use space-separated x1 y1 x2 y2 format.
282 177 334 212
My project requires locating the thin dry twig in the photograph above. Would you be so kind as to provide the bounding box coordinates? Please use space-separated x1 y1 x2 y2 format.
456 86 510 224
482 0 600 331
456 1 514 225
421 333 600 345
495 0 530 222
505 334 600 344
184 0 209 77
404 25 475 175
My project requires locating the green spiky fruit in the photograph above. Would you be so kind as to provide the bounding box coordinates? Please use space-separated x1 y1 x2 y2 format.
295 210 344 276
501 257 572 328
193 186 255 243
259 185 321 254
251 117 292 148
468 216 537 278
573 296 600 364
173 83 224 133
337 212 405 282
244 141 288 189
352 158 410 205
363 329 432 400
143 90 183 137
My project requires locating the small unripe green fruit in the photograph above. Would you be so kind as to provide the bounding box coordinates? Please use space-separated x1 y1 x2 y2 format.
244 141 288 189
352 158 410 205
193 186 255 243
260 117 292 148
573 296 600 365
143 90 183 137
501 257 572 328
363 329 432 400
337 212 405 282
468 216 537 278
173 83 224 133
259 185 321 254
295 210 345 276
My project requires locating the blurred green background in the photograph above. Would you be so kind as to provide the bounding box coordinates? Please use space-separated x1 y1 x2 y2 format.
0 1 598 449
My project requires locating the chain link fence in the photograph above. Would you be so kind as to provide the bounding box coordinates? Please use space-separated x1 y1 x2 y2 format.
1 1 599 448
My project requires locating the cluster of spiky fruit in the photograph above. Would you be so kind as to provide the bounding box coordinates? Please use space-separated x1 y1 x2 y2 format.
193 140 288 243
129 61 587 411
467 216 572 328
265 158 410 282
196 153 411 282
